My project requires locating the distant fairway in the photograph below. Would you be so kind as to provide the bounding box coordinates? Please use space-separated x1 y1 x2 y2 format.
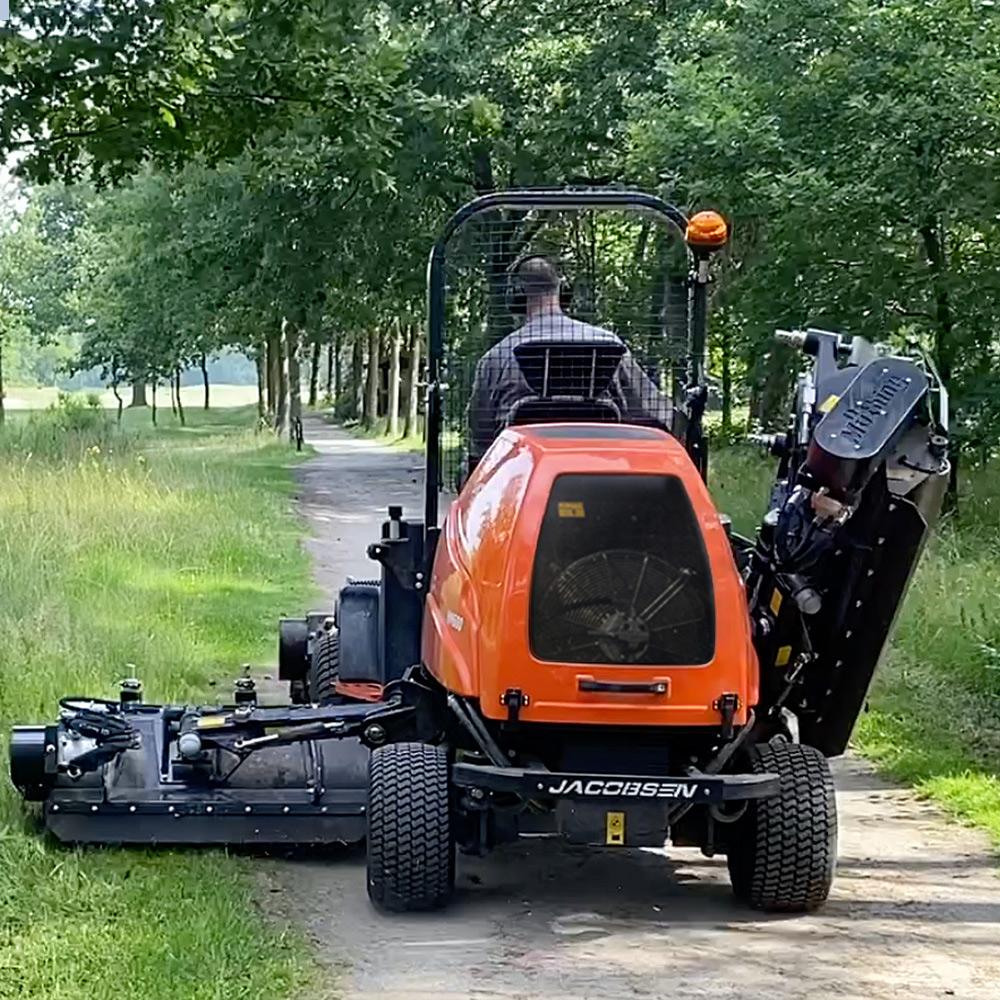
4 383 260 410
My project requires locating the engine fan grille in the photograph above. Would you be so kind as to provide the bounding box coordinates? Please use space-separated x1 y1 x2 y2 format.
530 474 714 665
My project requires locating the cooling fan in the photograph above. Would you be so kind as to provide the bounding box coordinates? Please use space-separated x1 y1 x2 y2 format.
533 549 710 664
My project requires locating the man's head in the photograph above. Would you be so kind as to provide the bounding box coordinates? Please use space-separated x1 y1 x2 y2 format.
507 255 562 317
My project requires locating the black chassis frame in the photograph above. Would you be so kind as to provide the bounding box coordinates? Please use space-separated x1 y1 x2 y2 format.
15 678 778 847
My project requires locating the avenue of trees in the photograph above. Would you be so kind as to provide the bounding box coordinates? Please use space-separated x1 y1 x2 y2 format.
1 1 999 459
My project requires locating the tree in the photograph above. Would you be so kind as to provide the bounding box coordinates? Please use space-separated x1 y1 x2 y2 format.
0 203 41 422
5 0 1000 467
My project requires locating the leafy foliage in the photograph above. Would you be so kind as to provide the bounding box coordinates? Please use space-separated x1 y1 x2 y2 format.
1 0 1000 453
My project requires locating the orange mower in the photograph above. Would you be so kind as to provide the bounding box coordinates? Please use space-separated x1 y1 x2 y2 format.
11 189 949 914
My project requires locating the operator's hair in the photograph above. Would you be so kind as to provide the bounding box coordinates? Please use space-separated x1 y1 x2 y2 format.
515 256 561 299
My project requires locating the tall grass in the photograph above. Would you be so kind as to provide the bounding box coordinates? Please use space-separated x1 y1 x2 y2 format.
0 394 127 461
856 468 1000 846
0 405 318 1000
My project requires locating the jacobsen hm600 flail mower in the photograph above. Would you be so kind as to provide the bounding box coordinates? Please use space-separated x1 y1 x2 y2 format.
10 189 949 913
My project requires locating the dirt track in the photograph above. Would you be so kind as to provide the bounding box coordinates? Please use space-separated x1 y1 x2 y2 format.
267 417 1000 1000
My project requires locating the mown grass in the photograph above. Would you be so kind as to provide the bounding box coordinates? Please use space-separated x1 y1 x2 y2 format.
4 383 258 412
0 401 320 1000
709 444 1000 851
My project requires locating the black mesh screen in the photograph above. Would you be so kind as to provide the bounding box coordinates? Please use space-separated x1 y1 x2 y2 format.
530 474 715 666
439 205 690 489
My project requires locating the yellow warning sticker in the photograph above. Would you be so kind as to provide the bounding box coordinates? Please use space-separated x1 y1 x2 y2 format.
558 501 586 518
819 393 840 413
195 714 229 730
769 588 783 615
606 810 625 846
775 645 793 668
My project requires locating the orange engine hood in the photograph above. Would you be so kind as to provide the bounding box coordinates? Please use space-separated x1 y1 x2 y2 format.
422 424 758 727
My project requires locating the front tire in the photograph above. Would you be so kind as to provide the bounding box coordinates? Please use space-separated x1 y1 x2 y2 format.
727 738 837 912
367 742 455 912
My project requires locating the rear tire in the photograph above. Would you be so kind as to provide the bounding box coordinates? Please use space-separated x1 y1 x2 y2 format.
727 738 837 912
367 742 455 912
308 630 339 703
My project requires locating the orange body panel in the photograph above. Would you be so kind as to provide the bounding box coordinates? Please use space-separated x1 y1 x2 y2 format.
422 425 759 728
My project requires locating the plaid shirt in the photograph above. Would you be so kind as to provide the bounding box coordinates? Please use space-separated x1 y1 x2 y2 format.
467 310 674 459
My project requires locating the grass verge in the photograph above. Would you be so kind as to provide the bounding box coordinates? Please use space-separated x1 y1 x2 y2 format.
0 402 320 999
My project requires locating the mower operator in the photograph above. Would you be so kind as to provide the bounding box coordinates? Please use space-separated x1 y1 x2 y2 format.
467 256 673 461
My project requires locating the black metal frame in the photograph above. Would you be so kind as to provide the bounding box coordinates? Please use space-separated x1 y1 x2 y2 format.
423 189 704 529
452 763 778 803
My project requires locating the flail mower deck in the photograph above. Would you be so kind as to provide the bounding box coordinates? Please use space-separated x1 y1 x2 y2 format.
10 189 949 913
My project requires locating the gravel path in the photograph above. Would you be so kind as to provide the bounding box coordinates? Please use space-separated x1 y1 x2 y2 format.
267 416 1000 1000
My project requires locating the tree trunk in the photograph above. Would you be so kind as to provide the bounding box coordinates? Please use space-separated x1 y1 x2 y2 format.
266 331 281 418
664 272 688 407
919 222 954 386
111 381 123 424
363 328 380 430
255 352 266 421
129 381 147 408
169 372 178 416
151 382 157 426
175 368 186 427
350 335 363 420
333 333 342 406
308 340 321 408
919 219 957 509
274 320 290 437
404 326 421 438
288 326 303 443
387 321 402 438
200 353 210 410
752 343 797 432
720 323 732 435
325 340 335 401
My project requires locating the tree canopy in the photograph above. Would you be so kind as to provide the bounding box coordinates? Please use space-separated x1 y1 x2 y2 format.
1 0 998 453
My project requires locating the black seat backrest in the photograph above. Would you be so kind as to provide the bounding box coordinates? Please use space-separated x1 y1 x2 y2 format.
513 342 626 400
507 396 622 428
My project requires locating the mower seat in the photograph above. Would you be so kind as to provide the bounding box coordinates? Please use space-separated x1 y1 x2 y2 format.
507 341 627 429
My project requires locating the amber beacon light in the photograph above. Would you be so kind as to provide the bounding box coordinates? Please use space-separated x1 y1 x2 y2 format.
685 210 729 250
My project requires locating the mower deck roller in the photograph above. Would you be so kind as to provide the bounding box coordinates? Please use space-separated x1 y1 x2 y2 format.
10 188 949 914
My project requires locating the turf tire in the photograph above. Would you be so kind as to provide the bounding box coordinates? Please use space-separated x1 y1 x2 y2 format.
367 742 455 912
727 738 837 912
308 630 339 704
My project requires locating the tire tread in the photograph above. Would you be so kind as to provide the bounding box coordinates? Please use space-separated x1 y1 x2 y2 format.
309 631 339 704
728 738 837 912
367 742 454 912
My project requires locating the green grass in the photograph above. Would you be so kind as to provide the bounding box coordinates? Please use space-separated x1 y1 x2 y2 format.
4 383 258 411
340 414 426 454
0 403 321 1000
708 443 775 537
